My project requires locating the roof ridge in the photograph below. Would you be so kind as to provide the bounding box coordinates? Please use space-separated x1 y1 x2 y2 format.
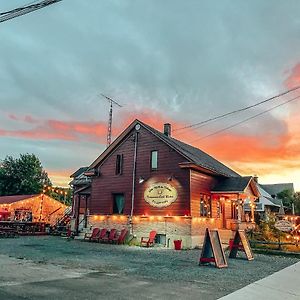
141 121 240 177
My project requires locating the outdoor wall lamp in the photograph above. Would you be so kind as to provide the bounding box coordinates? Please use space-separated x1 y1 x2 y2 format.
168 174 175 181
138 176 145 184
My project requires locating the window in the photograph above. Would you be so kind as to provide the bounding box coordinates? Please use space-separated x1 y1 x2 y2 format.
200 194 211 217
231 202 238 220
113 194 125 214
155 234 166 246
115 154 123 175
151 150 158 170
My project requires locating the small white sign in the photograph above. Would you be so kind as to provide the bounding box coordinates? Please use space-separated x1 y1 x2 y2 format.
274 220 293 232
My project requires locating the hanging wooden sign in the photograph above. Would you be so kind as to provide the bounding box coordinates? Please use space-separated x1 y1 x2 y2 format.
199 228 228 268
229 230 254 261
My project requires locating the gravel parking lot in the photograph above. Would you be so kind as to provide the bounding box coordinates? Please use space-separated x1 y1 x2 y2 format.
0 236 298 299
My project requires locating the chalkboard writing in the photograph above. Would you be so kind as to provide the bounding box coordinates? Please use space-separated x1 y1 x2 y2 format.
229 230 254 261
199 228 228 268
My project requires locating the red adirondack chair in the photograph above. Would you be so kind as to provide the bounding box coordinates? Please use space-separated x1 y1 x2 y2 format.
141 230 157 247
111 228 128 244
97 228 108 242
101 229 117 243
83 228 100 242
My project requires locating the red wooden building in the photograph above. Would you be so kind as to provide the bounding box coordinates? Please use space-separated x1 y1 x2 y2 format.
71 119 259 248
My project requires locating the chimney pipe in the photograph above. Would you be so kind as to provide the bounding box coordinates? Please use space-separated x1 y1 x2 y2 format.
163 123 171 137
253 175 258 183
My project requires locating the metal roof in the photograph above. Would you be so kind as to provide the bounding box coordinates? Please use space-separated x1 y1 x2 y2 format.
260 183 294 196
211 176 253 193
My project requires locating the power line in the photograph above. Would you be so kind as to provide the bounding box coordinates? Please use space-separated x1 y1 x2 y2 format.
0 0 62 23
174 85 300 132
191 94 300 142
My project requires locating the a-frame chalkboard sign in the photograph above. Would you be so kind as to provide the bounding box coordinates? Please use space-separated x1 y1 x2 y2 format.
199 228 228 268
229 230 254 261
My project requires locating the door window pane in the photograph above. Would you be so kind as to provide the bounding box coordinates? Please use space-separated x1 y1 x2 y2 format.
200 194 211 217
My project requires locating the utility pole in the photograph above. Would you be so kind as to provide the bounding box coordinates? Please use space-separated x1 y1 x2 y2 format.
99 94 122 148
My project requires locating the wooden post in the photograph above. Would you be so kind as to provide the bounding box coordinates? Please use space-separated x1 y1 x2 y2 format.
237 199 242 222
84 195 88 228
75 195 81 235
251 200 255 222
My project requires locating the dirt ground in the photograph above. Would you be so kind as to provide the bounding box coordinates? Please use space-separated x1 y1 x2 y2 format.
0 236 298 300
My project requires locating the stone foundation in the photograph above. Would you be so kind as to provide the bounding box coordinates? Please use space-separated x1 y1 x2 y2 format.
75 215 235 249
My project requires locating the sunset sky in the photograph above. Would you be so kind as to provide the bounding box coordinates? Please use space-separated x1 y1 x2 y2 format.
1 0 300 191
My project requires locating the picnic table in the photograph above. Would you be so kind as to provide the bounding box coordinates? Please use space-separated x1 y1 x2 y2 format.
0 227 18 238
0 221 46 236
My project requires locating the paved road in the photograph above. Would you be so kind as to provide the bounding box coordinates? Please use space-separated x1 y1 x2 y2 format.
0 237 298 299
0 255 207 300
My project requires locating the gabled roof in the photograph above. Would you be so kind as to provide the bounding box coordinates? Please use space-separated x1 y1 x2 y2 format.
69 177 91 186
260 183 295 196
269 197 283 207
88 119 239 178
257 185 281 207
0 194 39 205
211 176 255 193
142 122 240 177
70 167 89 178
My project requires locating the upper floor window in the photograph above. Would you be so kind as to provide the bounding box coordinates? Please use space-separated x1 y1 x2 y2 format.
200 194 211 217
115 154 123 175
151 150 158 170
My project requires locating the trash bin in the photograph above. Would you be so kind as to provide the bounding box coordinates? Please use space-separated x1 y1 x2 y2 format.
174 239 182 250
229 239 234 250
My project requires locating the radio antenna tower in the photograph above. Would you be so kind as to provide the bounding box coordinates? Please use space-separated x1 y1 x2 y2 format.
99 94 122 148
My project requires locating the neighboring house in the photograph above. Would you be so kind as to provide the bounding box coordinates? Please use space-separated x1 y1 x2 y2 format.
244 184 283 220
261 183 295 214
71 119 260 248
260 183 295 198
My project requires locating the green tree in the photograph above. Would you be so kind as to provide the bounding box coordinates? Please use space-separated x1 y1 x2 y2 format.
0 153 51 196
46 187 72 205
277 189 300 215
277 189 294 211
294 192 300 215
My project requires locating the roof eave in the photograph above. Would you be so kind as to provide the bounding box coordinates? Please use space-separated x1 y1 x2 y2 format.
179 162 229 177
88 119 139 169
211 191 244 194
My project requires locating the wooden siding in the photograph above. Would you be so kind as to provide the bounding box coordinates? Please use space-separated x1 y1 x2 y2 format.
190 170 219 217
90 126 190 216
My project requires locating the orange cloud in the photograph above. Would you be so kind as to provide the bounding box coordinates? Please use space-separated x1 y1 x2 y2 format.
1 116 108 143
47 169 73 187
285 63 300 88
3 106 300 189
